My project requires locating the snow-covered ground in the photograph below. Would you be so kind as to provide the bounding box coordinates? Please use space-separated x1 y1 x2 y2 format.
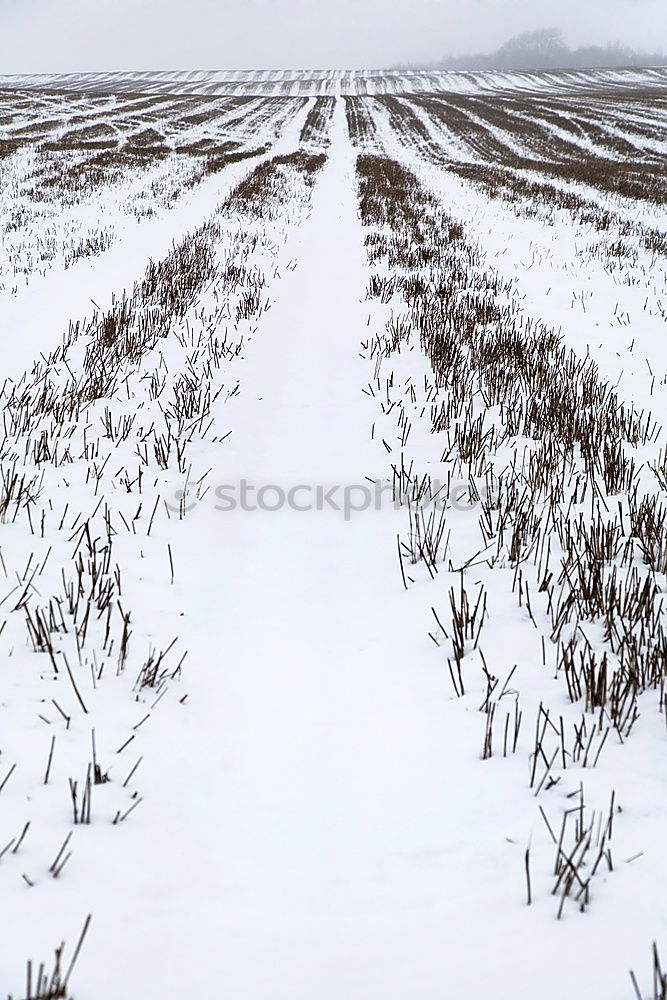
1 65 666 95
0 75 666 1000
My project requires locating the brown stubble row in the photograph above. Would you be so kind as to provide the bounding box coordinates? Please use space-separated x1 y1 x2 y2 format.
345 90 667 261
1 149 328 998
354 153 666 933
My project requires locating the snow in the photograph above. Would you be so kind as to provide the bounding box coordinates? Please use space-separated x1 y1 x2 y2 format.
0 77 665 1000
2 66 667 97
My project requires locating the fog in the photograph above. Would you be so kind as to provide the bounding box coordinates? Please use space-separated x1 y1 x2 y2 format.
0 0 664 72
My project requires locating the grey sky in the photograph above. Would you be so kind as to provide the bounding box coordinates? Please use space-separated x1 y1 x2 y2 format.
0 0 664 72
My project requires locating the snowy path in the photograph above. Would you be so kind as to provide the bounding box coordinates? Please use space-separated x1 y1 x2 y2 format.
73 100 483 997
107 100 472 996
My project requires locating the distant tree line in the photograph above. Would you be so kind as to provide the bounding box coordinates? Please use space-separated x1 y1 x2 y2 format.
398 28 667 71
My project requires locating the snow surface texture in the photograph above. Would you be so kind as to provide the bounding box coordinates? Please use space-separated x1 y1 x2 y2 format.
1 66 667 95
0 74 665 999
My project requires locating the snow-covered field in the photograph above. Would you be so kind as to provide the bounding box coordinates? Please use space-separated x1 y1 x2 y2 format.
2 66 667 94
0 70 666 999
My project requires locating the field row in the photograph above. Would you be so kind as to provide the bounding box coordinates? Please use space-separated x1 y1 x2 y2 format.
1 66 667 95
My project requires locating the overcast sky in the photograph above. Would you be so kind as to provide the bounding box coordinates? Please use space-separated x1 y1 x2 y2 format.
0 0 664 72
